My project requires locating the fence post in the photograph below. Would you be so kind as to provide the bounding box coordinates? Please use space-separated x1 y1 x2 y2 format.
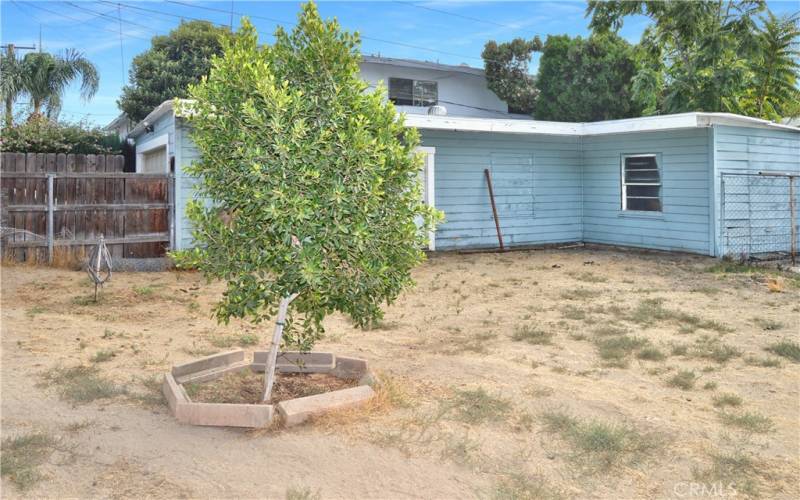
790 176 796 265
47 173 54 264
168 175 175 251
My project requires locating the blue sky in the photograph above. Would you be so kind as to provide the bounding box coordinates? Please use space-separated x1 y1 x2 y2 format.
2 0 798 126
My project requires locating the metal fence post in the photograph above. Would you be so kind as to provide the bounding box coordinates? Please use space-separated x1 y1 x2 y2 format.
790 175 796 265
46 173 54 264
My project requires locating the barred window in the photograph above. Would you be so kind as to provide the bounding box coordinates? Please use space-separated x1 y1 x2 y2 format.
389 78 437 107
622 154 661 212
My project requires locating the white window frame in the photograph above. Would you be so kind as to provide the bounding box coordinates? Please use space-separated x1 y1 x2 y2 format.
135 133 169 174
621 153 662 212
416 146 436 251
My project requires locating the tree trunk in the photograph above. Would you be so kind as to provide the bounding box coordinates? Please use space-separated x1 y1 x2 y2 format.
4 98 12 127
262 293 298 402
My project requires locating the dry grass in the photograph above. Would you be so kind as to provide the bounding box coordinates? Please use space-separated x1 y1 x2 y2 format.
1 431 61 490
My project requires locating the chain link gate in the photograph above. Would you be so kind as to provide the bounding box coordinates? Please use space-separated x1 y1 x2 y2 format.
720 172 797 262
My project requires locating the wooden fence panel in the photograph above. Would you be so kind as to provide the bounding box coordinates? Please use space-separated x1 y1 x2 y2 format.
1 152 172 263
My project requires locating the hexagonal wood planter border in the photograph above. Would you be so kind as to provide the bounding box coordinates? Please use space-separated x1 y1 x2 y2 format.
162 349 374 428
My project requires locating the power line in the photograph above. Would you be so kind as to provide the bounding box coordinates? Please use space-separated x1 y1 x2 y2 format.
161 0 499 66
66 1 161 36
18 0 152 42
392 1 513 30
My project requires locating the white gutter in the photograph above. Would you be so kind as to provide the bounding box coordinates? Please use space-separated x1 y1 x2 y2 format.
128 99 175 139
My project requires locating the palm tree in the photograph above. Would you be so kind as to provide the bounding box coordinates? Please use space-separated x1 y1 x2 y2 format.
0 46 25 125
20 49 99 120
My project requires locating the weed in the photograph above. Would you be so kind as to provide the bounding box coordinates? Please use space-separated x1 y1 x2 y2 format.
64 420 93 433
448 387 512 425
690 286 721 295
0 432 59 490
512 325 554 345
703 381 718 390
718 411 774 434
40 365 125 403
101 329 115 339
569 271 607 283
637 347 666 361
595 335 649 363
90 349 116 363
210 336 236 348
743 356 781 368
540 410 659 472
713 393 743 408
707 261 761 274
238 333 259 346
440 432 481 465
626 298 732 333
693 449 762 497
667 370 697 390
26 306 46 317
752 317 783 331
491 472 563 500
671 343 689 356
560 288 603 301
593 324 628 337
693 338 741 363
132 285 156 297
765 340 800 363
285 486 321 500
561 305 586 321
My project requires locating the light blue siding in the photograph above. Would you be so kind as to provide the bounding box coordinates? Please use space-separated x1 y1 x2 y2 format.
169 115 799 257
420 130 582 250
582 128 711 254
714 126 800 257
174 118 202 250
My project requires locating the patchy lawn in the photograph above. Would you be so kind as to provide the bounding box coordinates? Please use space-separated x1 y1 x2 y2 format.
2 247 798 498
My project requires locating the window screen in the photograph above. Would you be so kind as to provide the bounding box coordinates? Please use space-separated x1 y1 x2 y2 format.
622 154 661 212
389 78 438 107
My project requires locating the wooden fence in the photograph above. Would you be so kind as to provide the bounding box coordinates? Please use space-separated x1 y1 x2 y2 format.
1 152 174 262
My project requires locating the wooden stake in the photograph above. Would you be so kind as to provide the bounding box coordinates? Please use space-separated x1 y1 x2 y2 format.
484 168 505 251
262 293 299 402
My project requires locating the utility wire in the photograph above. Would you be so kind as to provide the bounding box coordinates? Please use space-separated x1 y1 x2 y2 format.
19 0 152 42
392 1 513 30
161 0 503 66
67 1 162 36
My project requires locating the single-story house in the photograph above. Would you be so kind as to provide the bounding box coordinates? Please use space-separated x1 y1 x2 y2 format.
128 100 800 259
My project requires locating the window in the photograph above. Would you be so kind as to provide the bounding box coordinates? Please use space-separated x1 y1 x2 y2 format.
389 78 437 107
621 154 662 212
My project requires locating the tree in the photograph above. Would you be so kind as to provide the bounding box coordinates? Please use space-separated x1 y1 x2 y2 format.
585 0 800 118
1 118 122 154
532 33 642 121
482 37 541 114
0 45 24 126
119 21 231 123
176 2 440 401
740 12 800 120
19 50 99 120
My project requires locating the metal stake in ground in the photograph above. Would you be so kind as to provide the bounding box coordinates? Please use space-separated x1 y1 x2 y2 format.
262 292 299 402
484 168 505 251
86 235 112 301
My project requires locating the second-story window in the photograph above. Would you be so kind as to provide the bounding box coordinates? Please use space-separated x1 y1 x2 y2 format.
389 78 438 107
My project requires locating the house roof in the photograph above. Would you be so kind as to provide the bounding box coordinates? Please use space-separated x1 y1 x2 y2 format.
361 55 485 77
103 112 130 132
134 99 799 142
404 112 800 136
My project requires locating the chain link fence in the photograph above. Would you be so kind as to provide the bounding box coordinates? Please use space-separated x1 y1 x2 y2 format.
720 172 797 262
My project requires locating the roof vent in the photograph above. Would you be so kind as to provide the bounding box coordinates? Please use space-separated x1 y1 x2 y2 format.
428 105 447 116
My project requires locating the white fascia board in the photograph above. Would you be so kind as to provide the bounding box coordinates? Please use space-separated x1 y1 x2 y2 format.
404 112 800 136
403 114 581 135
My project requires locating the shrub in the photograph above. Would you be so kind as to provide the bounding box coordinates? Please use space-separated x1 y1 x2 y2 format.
1 117 122 154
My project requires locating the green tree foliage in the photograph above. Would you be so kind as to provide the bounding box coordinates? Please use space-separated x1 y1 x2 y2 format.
587 0 800 119
0 46 25 126
1 117 122 154
0 49 98 123
482 37 541 114
740 12 800 120
119 21 231 123
533 33 642 121
175 3 440 353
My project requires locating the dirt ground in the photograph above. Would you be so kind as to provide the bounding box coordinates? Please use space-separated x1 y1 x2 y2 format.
1 246 799 499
